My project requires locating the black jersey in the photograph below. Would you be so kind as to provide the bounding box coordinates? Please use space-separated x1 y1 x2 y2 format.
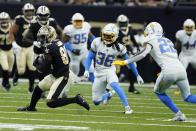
118 27 137 46
29 18 57 41
44 40 70 78
15 15 36 47
0 25 12 50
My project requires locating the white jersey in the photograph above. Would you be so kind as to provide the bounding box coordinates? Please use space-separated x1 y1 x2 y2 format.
91 37 126 73
176 30 196 56
63 22 91 51
148 36 185 73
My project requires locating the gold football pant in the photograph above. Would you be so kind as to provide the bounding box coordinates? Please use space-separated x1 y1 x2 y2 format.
16 46 36 75
38 72 72 100
0 49 14 72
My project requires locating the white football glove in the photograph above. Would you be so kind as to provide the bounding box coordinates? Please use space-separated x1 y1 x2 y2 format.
137 75 144 87
12 41 21 54
84 71 89 78
33 41 41 48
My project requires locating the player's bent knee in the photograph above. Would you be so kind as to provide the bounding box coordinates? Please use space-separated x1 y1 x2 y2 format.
46 100 57 108
18 68 25 75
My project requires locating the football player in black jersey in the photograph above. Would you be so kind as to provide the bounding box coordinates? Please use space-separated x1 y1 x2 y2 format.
17 26 89 111
23 5 62 81
0 12 14 91
9 3 36 93
116 14 141 94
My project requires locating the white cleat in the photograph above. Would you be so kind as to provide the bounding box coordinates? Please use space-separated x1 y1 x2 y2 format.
170 111 186 121
125 106 133 114
103 90 115 105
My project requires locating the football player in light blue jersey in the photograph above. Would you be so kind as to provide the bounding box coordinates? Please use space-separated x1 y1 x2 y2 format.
113 22 196 121
84 23 144 114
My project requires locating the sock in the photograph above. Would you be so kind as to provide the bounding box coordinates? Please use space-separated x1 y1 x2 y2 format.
2 70 9 85
89 72 94 83
110 82 129 107
185 94 196 103
155 92 179 113
93 92 110 105
13 70 19 83
47 97 77 108
29 70 35 88
29 86 43 109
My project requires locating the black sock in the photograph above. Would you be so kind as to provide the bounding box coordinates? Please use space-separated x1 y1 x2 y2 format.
29 86 43 109
29 71 35 88
2 70 9 85
47 97 77 108
128 81 135 92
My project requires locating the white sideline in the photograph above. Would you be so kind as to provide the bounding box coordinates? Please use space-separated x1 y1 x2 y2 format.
0 123 89 130
0 106 196 116
0 117 195 128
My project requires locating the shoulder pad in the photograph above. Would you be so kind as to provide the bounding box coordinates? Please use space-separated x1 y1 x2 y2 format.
49 18 55 21
15 15 22 20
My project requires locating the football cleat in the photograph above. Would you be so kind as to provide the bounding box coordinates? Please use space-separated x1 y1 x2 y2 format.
41 92 46 99
103 90 115 105
17 106 37 111
75 94 90 111
28 86 34 94
124 106 133 114
170 111 186 121
13 73 18 86
129 89 141 94
2 83 10 92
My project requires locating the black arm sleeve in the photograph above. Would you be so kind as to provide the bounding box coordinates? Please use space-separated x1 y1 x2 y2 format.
34 46 44 54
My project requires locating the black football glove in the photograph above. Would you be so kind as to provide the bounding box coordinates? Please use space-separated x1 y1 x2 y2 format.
72 49 80 55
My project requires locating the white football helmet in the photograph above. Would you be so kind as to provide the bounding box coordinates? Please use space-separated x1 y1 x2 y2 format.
183 19 195 35
72 13 84 28
0 12 10 28
22 3 35 20
117 14 129 31
144 22 163 38
102 23 119 45
36 6 50 25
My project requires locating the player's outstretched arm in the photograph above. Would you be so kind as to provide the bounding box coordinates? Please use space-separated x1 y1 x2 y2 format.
113 43 152 66
84 50 95 78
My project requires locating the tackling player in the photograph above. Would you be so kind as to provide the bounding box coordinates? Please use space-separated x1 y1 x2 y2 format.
0 12 14 91
17 26 89 111
113 22 196 121
84 23 143 114
62 13 95 82
9 3 36 93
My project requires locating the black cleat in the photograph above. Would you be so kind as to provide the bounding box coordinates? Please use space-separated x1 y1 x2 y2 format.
2 83 10 92
28 86 34 94
17 106 37 111
75 94 90 111
129 89 141 94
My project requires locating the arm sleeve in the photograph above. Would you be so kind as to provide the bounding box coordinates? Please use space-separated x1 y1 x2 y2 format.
126 44 152 64
123 54 139 77
64 42 74 52
89 35 96 43
85 50 95 71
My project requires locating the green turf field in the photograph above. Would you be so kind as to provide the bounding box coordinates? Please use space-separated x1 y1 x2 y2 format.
0 82 196 131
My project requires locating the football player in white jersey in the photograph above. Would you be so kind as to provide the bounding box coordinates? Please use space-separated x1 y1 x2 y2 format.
84 23 144 114
62 13 95 82
174 19 196 95
113 22 196 121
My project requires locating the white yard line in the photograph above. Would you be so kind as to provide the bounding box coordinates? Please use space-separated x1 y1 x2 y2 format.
0 123 89 130
0 105 196 116
0 100 196 111
0 117 195 128
146 118 196 123
0 111 138 119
